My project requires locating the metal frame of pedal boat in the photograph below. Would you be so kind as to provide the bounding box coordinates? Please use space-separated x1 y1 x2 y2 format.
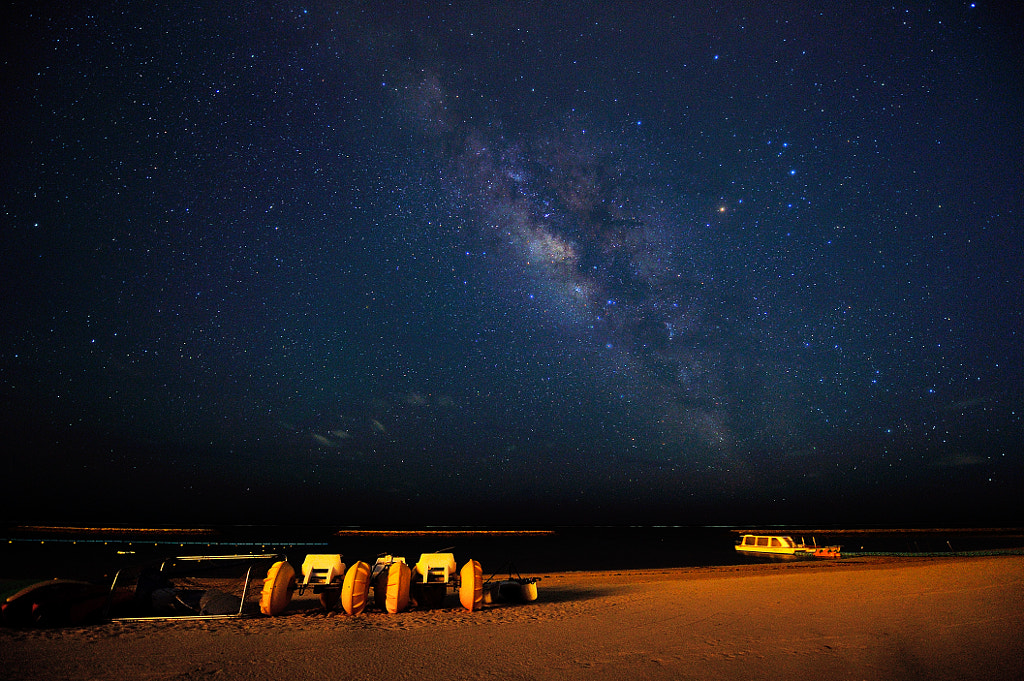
483 561 540 603
105 553 283 621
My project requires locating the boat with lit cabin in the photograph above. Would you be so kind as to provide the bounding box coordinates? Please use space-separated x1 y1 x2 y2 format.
735 534 840 560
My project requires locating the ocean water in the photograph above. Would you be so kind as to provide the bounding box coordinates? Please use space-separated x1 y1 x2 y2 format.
2 525 1022 582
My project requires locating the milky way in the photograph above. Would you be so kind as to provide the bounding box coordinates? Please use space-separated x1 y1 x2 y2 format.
385 70 762 455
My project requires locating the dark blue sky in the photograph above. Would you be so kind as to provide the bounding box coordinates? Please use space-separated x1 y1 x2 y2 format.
2 2 1021 526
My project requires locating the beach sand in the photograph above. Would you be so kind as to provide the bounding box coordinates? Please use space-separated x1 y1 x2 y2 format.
2 555 1021 680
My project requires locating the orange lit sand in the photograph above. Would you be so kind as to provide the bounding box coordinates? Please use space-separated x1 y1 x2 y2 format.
2 555 1021 680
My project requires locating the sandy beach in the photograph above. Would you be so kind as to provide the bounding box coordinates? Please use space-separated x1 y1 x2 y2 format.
2 554 1021 680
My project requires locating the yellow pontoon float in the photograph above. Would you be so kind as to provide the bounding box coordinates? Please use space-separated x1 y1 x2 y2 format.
259 550 486 615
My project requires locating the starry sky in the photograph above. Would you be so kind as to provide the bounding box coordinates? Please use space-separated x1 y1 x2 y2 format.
2 2 1022 527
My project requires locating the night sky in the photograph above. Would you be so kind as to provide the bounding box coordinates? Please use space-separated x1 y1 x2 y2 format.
3 2 1021 527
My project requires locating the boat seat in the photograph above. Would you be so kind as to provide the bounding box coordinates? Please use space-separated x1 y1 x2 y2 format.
300 554 346 586
414 553 457 583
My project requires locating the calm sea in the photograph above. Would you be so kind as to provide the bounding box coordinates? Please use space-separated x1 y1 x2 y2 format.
2 525 1022 581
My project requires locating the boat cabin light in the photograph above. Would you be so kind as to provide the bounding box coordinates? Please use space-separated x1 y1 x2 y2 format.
740 535 797 547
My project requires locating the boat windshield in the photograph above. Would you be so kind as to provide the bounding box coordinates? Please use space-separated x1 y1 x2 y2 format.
781 537 795 547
